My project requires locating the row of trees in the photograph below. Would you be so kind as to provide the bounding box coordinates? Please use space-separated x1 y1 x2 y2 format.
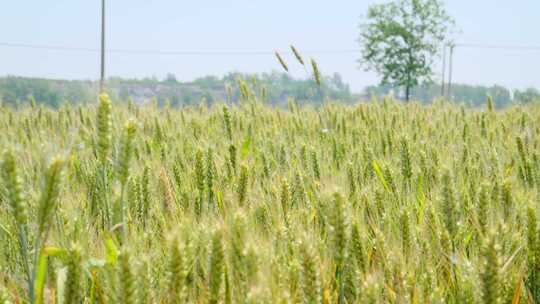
1 74 537 109
0 72 352 108
364 83 540 107
0 77 94 107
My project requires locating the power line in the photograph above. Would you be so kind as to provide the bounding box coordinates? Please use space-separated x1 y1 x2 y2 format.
0 42 360 56
100 0 106 93
0 42 97 53
2 41 539 56
441 44 446 96
455 43 540 51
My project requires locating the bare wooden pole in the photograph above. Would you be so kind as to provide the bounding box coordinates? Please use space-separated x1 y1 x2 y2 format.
447 44 455 101
441 44 446 98
100 0 106 93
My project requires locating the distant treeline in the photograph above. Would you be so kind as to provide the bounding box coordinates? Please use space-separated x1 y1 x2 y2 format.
1 74 538 108
365 83 540 107
0 72 352 108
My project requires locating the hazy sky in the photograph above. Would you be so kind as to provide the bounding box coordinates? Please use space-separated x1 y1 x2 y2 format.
1 0 539 92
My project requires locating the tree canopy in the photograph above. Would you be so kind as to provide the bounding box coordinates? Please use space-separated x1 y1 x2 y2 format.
359 0 455 101
0 72 352 108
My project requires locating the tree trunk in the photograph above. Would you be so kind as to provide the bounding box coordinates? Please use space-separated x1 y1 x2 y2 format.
405 85 410 102
405 47 413 103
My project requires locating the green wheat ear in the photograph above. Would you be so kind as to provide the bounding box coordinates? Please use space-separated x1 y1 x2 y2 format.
1 150 28 230
223 106 233 141
37 156 64 237
347 162 357 196
350 222 366 273
208 230 224 304
299 241 320 304
0 285 11 304
310 59 321 87
228 144 237 176
64 244 83 304
118 249 136 304
441 169 457 238
400 210 411 256
206 147 215 209
477 183 489 234
290 45 305 66
527 206 539 300
280 178 290 219
481 231 501 304
275 52 289 72
311 150 321 180
332 193 347 271
237 164 248 206
96 93 112 164
138 258 151 304
116 119 137 186
400 138 412 185
194 149 205 195
167 237 184 303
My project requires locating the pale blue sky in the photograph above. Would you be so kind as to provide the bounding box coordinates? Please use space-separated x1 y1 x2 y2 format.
1 0 539 92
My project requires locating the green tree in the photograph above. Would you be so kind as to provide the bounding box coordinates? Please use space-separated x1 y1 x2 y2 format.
364 82 519 107
359 0 455 101
514 87 540 104
165 73 178 83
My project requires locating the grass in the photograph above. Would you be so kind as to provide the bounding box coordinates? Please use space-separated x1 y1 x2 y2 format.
0 89 539 303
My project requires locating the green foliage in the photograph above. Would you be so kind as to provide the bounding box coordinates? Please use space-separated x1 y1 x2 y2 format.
0 72 353 108
1 93 539 303
514 87 540 104
364 82 519 107
359 0 455 101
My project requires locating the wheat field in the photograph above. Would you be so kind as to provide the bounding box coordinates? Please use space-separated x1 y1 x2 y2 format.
1 92 539 303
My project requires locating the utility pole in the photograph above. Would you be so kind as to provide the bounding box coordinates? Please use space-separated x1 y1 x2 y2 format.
100 0 106 93
441 44 446 98
447 44 455 101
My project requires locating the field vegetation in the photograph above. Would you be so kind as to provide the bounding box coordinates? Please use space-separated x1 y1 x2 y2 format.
1 86 540 303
